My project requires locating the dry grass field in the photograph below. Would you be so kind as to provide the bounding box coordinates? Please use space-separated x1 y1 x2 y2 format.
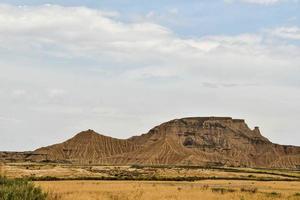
37 180 300 200
1 162 300 200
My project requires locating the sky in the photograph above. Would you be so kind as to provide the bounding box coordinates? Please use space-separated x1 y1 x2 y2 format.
0 0 300 151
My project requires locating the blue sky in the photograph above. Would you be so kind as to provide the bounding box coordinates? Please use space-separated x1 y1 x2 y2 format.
2 0 300 36
0 0 300 150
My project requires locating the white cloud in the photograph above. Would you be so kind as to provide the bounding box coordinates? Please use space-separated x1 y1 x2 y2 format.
12 89 27 97
268 26 300 40
48 89 66 98
240 0 281 4
0 4 300 150
0 4 298 81
0 116 21 123
224 0 296 5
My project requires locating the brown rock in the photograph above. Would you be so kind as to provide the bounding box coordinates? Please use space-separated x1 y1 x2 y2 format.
22 117 300 168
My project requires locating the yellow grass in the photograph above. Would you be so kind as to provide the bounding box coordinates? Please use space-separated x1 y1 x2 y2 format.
37 180 300 200
2 163 300 199
0 162 3 173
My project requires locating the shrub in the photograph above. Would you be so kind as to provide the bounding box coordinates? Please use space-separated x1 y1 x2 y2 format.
27 176 59 181
240 187 258 193
202 184 209 190
267 191 281 198
294 193 300 196
0 176 47 200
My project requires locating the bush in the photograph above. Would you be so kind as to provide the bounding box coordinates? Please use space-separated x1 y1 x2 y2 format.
0 176 47 200
211 187 236 194
267 191 281 198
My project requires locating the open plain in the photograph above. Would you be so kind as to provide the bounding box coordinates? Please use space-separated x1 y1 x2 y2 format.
37 180 300 200
1 162 300 200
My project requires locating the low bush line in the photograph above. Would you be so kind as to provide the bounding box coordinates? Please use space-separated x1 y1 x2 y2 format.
29 175 300 182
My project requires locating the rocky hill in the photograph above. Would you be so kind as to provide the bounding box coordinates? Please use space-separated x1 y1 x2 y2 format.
122 117 300 168
33 129 139 164
25 117 300 168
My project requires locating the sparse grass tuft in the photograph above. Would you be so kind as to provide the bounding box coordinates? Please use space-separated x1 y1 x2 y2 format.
211 187 236 194
46 191 62 200
240 187 258 193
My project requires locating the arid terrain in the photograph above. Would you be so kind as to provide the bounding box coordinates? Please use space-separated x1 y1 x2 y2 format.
1 162 300 200
37 180 300 200
1 163 300 181
1 0 300 198
1 117 300 199
2 117 300 168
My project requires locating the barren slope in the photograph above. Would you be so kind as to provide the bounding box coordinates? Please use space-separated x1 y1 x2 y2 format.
33 129 139 164
29 117 300 168
121 117 300 168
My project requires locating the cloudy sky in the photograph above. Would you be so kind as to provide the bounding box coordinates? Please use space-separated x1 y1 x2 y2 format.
0 0 300 151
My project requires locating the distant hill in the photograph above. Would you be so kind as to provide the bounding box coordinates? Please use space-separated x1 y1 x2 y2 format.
33 129 139 164
3 117 300 168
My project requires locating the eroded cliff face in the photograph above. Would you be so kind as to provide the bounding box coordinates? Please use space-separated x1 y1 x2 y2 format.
128 117 300 168
33 129 139 164
26 117 300 168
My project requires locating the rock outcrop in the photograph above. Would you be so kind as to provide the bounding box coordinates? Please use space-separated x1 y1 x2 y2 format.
28 117 300 168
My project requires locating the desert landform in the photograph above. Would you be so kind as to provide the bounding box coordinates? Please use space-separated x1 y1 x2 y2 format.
1 117 300 200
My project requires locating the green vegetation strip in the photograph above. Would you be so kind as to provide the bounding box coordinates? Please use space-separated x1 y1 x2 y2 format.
0 176 47 200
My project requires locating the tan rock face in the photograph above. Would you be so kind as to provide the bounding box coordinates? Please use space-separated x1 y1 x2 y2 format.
33 129 139 164
28 117 300 168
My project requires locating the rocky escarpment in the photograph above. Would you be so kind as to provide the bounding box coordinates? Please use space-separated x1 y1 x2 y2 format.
124 117 300 168
27 117 300 168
